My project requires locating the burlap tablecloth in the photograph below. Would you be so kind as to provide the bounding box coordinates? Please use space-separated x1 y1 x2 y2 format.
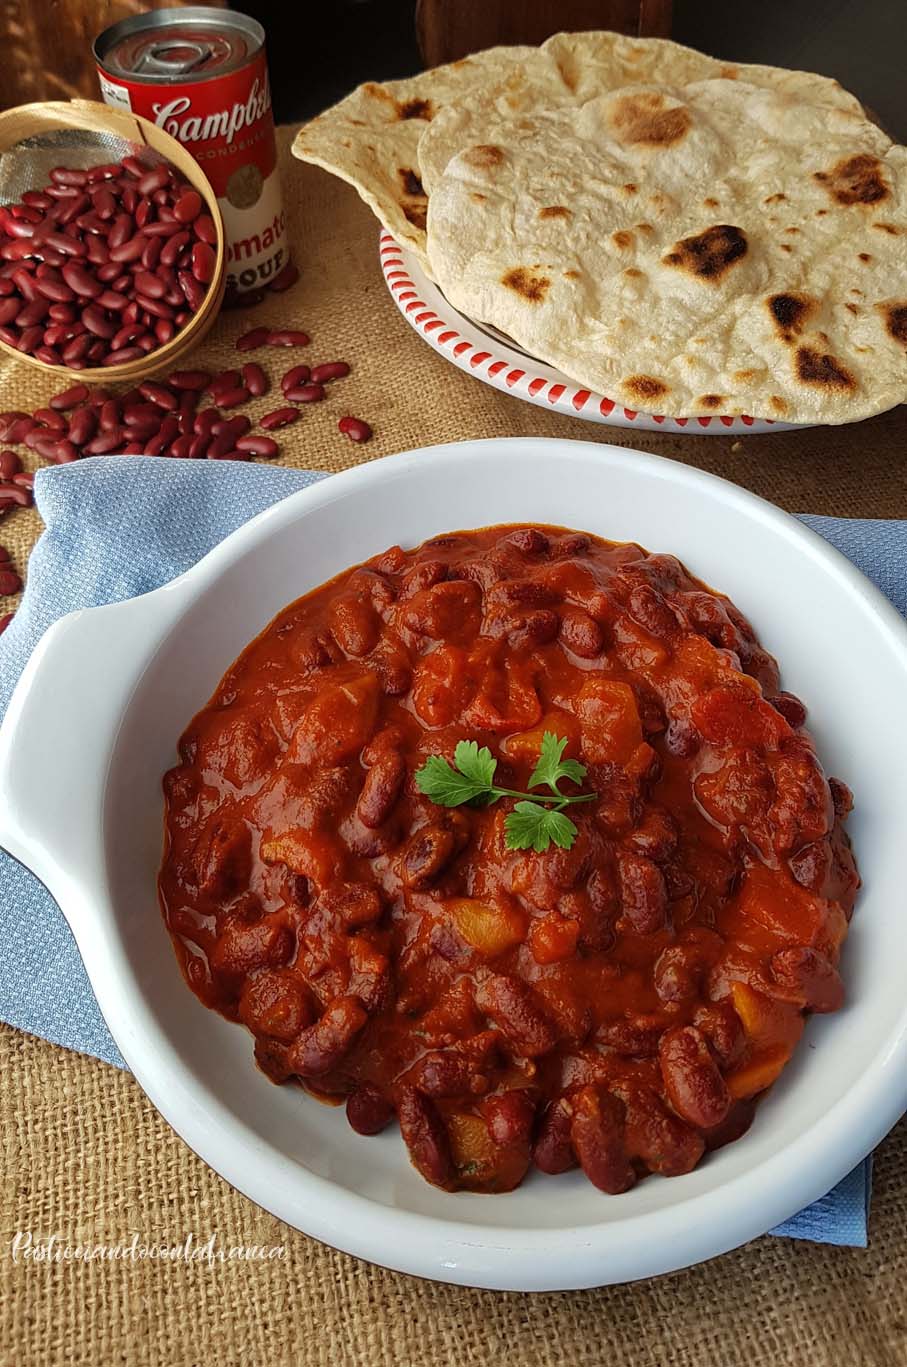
1 127 906 1367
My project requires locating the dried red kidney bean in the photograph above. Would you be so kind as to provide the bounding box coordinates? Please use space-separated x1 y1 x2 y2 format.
32 407 65 431
173 190 202 224
241 362 267 397
0 450 21 479
286 383 325 404
139 381 178 411
258 407 300 430
86 431 124 454
235 326 270 351
280 364 310 392
235 435 279 459
194 214 217 244
213 385 250 410
169 369 210 391
208 369 241 393
338 416 372 443
310 361 350 384
67 408 97 447
0 611 14 632
266 329 310 347
0 568 22 594
0 482 31 508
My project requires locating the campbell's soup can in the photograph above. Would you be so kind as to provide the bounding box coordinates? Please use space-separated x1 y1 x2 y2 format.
94 6 286 297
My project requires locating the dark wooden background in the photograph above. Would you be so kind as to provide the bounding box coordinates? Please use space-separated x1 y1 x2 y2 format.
0 1 903 142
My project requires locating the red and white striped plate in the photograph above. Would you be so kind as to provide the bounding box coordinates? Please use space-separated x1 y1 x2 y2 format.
380 232 806 436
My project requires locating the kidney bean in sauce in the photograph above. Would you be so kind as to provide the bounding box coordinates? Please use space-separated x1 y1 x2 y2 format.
158 524 859 1195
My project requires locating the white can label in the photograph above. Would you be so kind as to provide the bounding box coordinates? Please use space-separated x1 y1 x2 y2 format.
221 166 288 294
98 73 132 111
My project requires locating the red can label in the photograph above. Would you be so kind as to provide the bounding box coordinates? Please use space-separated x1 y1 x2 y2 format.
97 47 287 295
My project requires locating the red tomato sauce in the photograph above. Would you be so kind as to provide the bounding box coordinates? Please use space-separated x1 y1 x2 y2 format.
159 524 859 1194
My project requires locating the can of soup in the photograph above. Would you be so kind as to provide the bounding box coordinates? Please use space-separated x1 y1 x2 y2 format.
94 6 287 298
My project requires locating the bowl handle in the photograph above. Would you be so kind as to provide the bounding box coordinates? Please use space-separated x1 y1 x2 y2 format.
0 595 163 904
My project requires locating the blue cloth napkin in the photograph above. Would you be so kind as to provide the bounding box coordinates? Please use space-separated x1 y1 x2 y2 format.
0 456 896 1248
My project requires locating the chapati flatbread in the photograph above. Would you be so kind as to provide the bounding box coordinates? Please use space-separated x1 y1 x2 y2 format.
425 80 907 422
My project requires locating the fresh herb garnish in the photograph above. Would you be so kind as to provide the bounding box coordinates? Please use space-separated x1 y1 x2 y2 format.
414 732 596 852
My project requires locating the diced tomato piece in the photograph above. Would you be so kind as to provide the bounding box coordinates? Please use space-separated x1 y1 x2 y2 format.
287 673 379 764
261 830 342 887
724 863 832 949
411 644 469 727
691 682 790 749
529 914 581 965
575 678 642 765
464 661 541 733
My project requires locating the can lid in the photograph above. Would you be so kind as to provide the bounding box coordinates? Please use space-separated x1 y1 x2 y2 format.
95 6 264 84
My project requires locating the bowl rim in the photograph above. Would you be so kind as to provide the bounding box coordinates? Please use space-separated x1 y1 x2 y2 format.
5 436 907 1290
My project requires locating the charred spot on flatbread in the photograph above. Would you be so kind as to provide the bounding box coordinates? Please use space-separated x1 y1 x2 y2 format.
769 396 789 415
398 168 425 198
462 145 504 170
609 91 692 148
697 394 723 408
795 347 855 390
764 193 787 205
612 230 634 249
663 225 747 281
624 374 668 401
539 205 571 220
872 222 900 235
363 82 395 106
879 302 907 345
501 267 550 303
397 97 433 121
767 292 815 342
402 203 427 230
814 154 889 206
858 253 872 263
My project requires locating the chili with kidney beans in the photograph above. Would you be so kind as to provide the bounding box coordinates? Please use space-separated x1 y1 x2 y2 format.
159 524 859 1195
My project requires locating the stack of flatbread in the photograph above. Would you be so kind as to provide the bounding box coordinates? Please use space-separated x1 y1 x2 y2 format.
292 32 907 423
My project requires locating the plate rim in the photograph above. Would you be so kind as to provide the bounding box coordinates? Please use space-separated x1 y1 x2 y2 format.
380 232 809 436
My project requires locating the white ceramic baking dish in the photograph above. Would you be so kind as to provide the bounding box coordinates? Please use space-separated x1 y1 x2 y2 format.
0 437 905 1291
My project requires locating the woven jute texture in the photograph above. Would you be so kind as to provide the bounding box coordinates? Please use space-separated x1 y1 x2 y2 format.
1 126 906 1366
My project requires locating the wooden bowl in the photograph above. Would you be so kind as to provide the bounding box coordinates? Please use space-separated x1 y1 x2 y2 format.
0 99 225 385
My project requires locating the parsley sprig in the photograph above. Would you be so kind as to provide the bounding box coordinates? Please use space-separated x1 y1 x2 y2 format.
414 732 596 852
